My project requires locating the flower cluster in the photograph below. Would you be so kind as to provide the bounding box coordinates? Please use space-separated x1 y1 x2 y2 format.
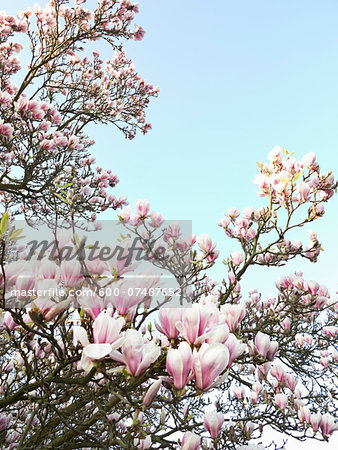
0 0 158 221
253 147 335 208
159 301 246 391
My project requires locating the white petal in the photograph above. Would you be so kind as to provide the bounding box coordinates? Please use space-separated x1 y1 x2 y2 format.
84 343 112 360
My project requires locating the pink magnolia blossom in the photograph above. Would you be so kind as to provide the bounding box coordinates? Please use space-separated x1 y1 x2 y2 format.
74 312 125 367
228 270 236 284
254 332 270 359
315 203 325 215
252 382 263 394
295 334 304 346
192 343 229 391
220 304 246 331
84 257 108 276
204 410 224 439
224 333 246 366
227 207 240 219
15 270 35 296
245 227 256 240
137 436 152 449
266 341 279 360
197 234 219 262
297 406 311 424
296 182 311 203
149 211 164 228
254 332 278 360
164 222 181 240
76 288 108 320
0 413 12 432
0 120 14 139
308 230 318 243
243 206 255 219
175 304 209 345
310 413 322 432
218 216 231 229
155 308 182 339
166 342 192 389
180 431 200 450
320 356 330 368
133 25 145 41
307 280 320 295
281 317 291 330
143 379 162 406
251 391 259 404
230 251 244 266
302 152 316 168
44 299 73 321
275 393 288 410
202 324 230 345
176 304 226 346
270 365 287 385
232 386 245 400
135 199 150 218
60 260 83 288
39 258 58 279
286 374 297 391
323 326 338 338
268 145 282 162
253 173 271 197
244 421 254 438
107 281 144 316
92 311 124 345
2 312 16 331
320 414 338 436
197 234 216 253
303 333 313 345
111 329 160 377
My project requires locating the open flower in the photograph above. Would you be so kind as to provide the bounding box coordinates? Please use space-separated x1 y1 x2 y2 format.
73 311 125 371
110 329 160 376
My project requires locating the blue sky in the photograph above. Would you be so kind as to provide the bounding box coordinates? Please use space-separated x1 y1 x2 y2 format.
102 0 338 298
4 1 338 447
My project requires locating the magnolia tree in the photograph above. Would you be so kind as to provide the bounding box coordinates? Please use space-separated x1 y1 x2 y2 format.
0 1 337 449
